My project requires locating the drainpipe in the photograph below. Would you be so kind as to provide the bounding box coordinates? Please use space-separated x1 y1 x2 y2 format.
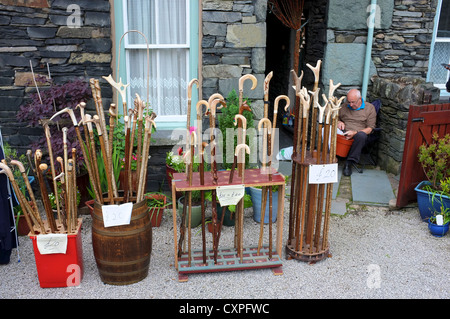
362 0 377 100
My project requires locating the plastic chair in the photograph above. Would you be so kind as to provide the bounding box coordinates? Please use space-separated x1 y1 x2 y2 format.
352 99 382 173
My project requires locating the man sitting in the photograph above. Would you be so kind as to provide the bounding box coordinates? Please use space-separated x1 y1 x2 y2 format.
337 89 377 176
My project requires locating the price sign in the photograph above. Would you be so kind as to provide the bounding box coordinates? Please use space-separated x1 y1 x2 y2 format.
36 234 68 255
309 163 338 184
216 184 245 206
102 202 133 228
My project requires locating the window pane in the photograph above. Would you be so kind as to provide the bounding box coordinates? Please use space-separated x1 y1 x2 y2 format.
429 41 450 85
437 0 450 38
128 49 188 116
127 0 187 45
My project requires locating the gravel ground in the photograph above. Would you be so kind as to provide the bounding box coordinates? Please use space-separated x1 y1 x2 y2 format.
1 197 449 301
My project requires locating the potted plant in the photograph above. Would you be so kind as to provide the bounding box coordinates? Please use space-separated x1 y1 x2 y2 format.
415 132 450 221
204 190 252 226
218 89 255 170
177 190 203 228
145 192 169 227
428 205 450 237
248 184 281 224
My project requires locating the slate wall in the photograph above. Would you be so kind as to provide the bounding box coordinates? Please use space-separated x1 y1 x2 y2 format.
324 0 438 95
0 0 112 154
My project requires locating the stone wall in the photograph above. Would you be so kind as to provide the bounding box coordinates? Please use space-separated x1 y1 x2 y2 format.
368 75 440 175
0 0 112 154
201 0 267 120
324 0 438 95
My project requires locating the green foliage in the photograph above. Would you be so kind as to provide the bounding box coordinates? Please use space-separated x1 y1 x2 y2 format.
418 132 450 191
218 89 254 169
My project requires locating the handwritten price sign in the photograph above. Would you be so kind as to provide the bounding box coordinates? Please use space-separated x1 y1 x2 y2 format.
36 234 68 255
309 163 338 184
102 202 133 228
216 184 245 206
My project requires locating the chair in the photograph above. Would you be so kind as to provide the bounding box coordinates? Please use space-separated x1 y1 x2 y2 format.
352 99 382 173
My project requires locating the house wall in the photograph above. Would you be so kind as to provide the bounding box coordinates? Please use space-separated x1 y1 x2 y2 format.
324 0 438 95
0 0 112 154
201 0 267 119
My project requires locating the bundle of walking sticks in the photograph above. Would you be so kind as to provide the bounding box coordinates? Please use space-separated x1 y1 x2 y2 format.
0 77 156 235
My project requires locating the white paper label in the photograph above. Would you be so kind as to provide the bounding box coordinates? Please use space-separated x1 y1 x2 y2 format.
36 234 68 255
102 202 133 227
216 184 245 206
436 214 444 226
309 163 338 184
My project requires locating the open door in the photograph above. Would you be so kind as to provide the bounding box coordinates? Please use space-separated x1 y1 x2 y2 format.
396 103 450 208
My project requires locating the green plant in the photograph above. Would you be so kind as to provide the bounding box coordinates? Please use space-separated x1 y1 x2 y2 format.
218 89 254 169
429 206 450 225
145 192 170 208
166 149 200 174
418 132 450 191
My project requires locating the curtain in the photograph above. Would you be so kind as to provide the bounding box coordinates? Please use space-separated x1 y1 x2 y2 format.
126 0 188 116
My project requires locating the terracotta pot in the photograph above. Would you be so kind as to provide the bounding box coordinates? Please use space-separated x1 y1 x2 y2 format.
336 134 354 158
145 193 167 227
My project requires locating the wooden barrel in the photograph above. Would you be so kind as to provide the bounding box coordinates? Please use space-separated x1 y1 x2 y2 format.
92 198 152 285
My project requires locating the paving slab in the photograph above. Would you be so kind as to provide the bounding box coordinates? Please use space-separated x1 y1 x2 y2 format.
351 169 395 205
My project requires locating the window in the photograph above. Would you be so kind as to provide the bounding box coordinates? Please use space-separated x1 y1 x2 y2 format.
114 0 199 129
428 0 450 97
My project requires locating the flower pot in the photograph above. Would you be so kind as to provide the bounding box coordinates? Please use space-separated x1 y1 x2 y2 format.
145 193 167 227
216 204 235 226
15 215 31 236
415 181 450 221
177 197 202 228
248 187 278 224
85 199 94 216
428 220 449 237
336 134 354 158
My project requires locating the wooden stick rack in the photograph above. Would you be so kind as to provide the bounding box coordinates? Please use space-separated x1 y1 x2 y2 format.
171 169 285 282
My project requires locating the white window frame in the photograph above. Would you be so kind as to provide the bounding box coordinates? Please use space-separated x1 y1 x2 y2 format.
121 0 192 127
427 0 450 97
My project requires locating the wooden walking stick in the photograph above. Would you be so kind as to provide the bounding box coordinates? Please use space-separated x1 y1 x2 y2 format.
195 100 209 263
257 118 272 255
56 157 68 221
322 100 343 251
0 163 37 235
103 74 130 120
134 94 144 187
43 122 62 223
84 114 102 204
234 144 250 263
234 114 247 177
137 116 156 202
50 107 101 202
93 115 115 204
187 79 199 133
35 150 57 233
306 60 322 150
238 74 257 172
8 159 45 232
288 70 303 243
263 71 273 119
294 88 311 252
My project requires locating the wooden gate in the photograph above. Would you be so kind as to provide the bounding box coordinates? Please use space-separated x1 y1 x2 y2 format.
396 103 450 208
